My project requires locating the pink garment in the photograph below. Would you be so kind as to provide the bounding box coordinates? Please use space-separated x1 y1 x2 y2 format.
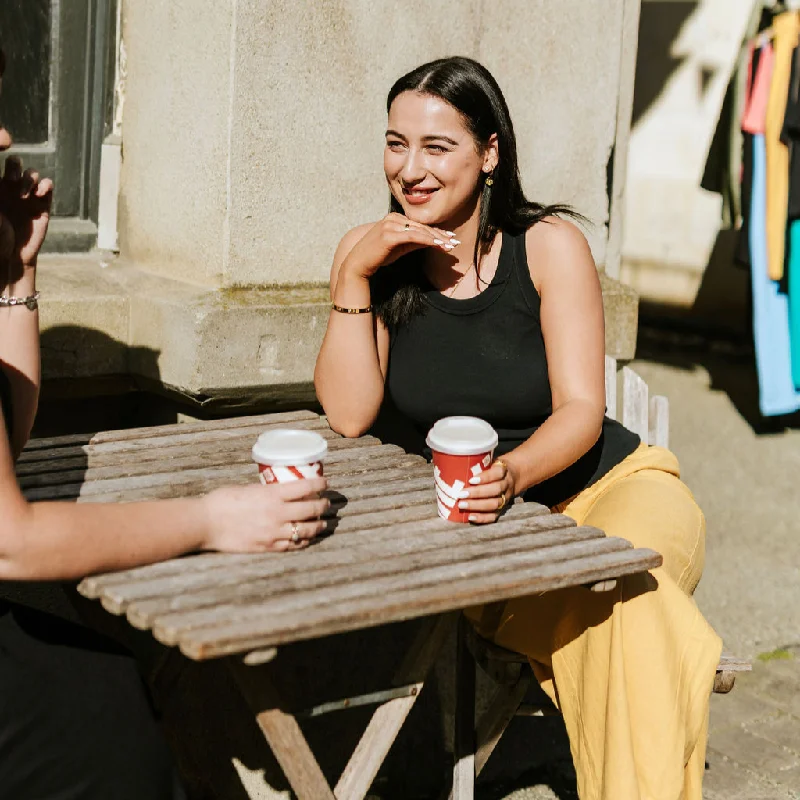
742 43 775 135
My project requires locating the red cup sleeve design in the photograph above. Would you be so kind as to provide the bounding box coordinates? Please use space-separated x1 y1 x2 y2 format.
432 451 493 522
258 462 324 484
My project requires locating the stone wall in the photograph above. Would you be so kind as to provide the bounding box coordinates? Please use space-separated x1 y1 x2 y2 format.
39 0 642 406
119 0 635 286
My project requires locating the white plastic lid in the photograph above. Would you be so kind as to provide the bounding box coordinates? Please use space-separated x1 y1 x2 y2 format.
425 416 498 456
252 429 328 466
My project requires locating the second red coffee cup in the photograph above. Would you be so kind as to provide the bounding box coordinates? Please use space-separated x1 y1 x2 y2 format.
426 416 499 522
251 429 328 484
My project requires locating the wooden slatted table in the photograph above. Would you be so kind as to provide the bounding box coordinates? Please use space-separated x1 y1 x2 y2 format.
18 409 663 800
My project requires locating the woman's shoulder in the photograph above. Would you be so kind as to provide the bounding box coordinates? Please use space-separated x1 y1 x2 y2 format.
522 215 596 289
523 215 590 257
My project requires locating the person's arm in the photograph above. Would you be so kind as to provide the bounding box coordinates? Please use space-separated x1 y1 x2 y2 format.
314 223 390 438
0 405 330 581
315 214 454 437
0 159 50 458
457 218 606 523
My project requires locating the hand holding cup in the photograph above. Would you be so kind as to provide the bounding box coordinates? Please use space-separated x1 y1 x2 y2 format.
203 478 330 553
455 457 519 524
427 417 506 523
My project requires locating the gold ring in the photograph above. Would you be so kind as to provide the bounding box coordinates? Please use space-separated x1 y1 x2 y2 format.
291 523 300 544
494 459 509 477
497 491 507 511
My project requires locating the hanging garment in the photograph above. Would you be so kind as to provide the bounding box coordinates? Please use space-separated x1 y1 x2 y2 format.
765 12 800 281
750 133 800 414
780 46 800 387
743 42 774 133
743 43 800 414
788 221 800 388
738 41 773 267
735 44 761 268
781 45 800 219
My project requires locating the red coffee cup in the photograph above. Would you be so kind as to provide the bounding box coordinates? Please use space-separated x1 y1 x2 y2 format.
426 416 499 522
251 429 328 484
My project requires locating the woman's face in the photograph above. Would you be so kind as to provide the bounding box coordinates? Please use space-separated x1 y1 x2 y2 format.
384 91 495 226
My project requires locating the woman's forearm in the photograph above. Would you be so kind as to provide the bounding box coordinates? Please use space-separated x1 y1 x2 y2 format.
0 266 40 457
314 270 385 437
0 496 209 581
501 399 605 495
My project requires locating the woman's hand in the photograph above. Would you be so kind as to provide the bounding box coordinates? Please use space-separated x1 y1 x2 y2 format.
202 477 330 552
456 459 519 524
341 212 458 280
0 156 53 276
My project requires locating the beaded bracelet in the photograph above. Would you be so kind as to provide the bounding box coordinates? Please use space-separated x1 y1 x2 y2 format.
0 291 40 311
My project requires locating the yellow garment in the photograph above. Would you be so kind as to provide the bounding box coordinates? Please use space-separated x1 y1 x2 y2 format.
766 12 800 281
465 444 722 800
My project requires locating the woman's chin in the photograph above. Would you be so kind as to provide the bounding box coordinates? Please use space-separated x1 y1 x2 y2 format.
402 204 449 227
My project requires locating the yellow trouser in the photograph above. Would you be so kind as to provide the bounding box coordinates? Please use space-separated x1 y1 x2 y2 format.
465 444 722 800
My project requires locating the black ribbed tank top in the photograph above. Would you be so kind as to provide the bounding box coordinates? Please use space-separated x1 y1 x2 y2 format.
382 228 640 508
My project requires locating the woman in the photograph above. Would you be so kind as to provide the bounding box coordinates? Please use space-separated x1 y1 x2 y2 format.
315 56 722 799
0 46 327 798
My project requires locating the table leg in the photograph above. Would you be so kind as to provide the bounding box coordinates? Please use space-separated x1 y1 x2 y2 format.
231 615 456 800
474 671 532 778
231 661 336 800
451 615 476 800
334 614 456 800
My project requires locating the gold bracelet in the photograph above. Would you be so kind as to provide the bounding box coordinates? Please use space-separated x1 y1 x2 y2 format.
332 303 373 314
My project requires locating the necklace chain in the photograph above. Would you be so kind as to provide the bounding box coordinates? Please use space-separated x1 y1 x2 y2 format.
446 262 475 298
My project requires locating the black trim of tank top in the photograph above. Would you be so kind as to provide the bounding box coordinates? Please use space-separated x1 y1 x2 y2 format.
512 228 544 317
420 231 513 314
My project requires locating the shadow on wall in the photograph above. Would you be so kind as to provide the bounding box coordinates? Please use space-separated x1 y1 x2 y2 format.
631 1 699 129
34 324 174 437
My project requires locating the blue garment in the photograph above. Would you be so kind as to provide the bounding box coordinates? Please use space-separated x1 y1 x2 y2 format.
789 220 800 389
750 134 800 415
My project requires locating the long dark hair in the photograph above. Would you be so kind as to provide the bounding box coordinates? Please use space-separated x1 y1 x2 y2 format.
374 55 586 328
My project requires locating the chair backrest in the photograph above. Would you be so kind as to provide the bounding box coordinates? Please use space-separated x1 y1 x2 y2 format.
604 355 669 448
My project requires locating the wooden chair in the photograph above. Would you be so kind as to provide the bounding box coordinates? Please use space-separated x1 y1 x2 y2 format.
449 356 752 799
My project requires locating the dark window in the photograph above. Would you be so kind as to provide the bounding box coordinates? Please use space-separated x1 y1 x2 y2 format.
0 0 116 250
0 0 51 144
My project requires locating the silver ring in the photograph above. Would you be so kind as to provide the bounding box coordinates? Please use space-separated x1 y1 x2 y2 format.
291 523 300 545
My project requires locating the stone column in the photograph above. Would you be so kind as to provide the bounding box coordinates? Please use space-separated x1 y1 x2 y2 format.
40 0 641 405
120 0 635 284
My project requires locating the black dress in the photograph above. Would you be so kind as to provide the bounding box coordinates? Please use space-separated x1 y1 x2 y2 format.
379 227 640 509
0 370 186 799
